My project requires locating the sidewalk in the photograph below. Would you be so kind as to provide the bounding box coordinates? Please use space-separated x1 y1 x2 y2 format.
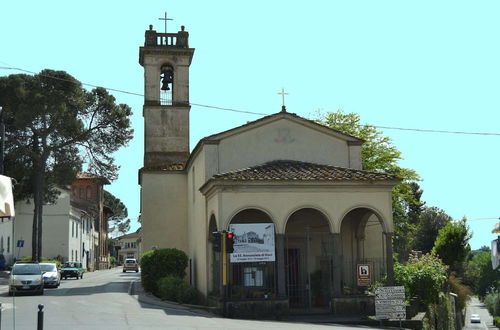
130 280 422 328
131 280 215 317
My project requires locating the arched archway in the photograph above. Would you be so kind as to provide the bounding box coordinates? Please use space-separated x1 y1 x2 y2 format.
227 208 275 299
339 207 388 293
284 208 332 311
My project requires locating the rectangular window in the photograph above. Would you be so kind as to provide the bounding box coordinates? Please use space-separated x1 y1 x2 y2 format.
243 267 264 287
76 223 78 238
7 236 10 253
72 221 74 237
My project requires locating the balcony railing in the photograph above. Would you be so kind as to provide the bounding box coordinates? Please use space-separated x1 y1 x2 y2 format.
145 26 189 48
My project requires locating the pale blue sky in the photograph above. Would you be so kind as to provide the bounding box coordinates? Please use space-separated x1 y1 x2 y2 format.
1 1 499 249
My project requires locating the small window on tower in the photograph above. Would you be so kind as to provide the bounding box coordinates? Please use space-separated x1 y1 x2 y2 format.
160 64 174 105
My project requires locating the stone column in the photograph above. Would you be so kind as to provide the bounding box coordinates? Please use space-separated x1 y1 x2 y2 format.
384 232 394 285
356 235 365 261
331 233 342 296
275 234 286 297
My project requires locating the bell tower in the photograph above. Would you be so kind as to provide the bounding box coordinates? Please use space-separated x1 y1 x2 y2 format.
139 24 195 167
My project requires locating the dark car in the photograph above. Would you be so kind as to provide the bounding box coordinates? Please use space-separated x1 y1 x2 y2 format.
61 262 84 280
9 262 44 295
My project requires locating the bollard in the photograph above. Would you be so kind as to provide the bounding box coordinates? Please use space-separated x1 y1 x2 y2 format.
37 304 44 330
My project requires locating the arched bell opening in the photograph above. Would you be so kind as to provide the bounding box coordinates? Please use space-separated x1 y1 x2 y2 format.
339 207 387 295
284 208 332 311
160 64 174 105
227 208 276 300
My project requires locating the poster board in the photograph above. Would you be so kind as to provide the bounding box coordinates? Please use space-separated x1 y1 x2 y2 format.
229 223 275 263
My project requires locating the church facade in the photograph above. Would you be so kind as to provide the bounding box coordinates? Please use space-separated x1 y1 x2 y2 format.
139 24 399 315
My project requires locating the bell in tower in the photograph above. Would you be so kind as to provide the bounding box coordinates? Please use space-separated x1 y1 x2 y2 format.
160 65 174 91
139 24 195 167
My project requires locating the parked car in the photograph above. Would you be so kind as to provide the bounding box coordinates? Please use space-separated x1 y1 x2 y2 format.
61 262 84 280
470 314 481 323
40 262 61 288
122 258 139 273
9 262 44 296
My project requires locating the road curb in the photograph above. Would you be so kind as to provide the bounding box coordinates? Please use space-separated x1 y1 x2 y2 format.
130 280 215 316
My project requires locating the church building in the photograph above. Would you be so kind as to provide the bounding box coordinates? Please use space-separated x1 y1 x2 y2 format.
139 23 400 316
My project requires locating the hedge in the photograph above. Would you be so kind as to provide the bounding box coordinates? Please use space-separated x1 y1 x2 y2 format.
140 248 188 293
157 275 202 305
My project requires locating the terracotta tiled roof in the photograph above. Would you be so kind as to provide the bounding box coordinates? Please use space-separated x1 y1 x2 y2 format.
212 160 399 182
76 172 110 184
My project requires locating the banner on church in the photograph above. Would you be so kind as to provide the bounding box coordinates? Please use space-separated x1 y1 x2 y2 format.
229 223 275 263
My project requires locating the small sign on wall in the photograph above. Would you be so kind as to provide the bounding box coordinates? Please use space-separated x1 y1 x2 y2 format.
357 263 371 286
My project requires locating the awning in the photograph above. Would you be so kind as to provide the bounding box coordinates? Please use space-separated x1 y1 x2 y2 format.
0 175 15 217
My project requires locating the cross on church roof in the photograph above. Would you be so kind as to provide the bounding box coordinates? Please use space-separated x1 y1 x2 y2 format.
158 12 173 33
278 88 289 112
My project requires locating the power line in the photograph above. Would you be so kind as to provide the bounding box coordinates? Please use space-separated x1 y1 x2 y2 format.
466 217 500 221
2 65 500 136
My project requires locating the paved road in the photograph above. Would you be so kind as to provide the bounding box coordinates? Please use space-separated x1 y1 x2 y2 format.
0 268 383 330
464 296 496 330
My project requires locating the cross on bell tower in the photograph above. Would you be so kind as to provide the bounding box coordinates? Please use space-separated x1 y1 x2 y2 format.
139 21 195 167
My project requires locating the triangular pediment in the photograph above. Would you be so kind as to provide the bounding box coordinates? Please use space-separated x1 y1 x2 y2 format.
199 111 362 145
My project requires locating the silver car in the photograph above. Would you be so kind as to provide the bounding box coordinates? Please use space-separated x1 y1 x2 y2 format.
40 262 61 288
9 262 44 296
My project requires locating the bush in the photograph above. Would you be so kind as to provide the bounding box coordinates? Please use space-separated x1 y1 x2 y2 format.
140 248 188 292
423 292 455 330
448 273 471 311
20 256 61 267
485 292 500 317
157 275 203 305
394 253 448 305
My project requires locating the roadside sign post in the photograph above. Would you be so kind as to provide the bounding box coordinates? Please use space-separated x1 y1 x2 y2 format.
16 239 24 260
375 286 406 325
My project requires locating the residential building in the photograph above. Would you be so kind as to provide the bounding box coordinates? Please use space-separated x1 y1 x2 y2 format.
113 228 142 264
12 173 111 270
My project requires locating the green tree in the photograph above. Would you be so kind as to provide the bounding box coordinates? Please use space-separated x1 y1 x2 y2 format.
104 190 131 235
413 207 453 254
315 111 420 260
464 251 500 298
432 219 471 274
0 70 133 261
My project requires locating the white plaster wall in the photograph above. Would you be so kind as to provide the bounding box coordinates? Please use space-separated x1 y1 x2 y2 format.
141 172 188 253
0 218 13 264
14 190 71 260
217 119 352 173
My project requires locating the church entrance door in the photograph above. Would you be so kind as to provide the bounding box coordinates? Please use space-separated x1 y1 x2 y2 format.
284 208 333 313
